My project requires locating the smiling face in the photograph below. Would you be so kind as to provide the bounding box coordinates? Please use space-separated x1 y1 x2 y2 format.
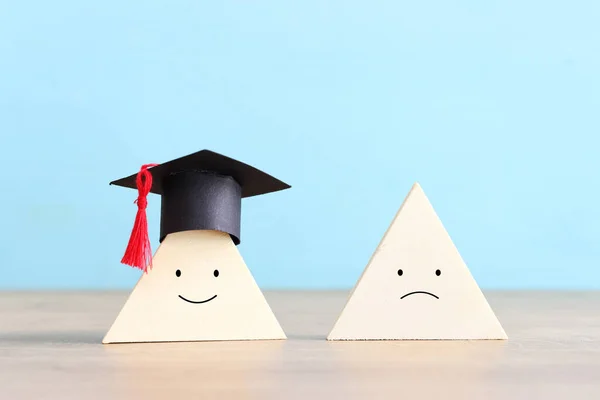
103 230 286 343
328 183 507 340
176 268 219 303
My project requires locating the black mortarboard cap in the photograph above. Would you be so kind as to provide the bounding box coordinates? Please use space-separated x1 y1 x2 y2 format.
112 150 290 259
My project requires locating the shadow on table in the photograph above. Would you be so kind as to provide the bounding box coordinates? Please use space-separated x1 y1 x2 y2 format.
0 331 103 345
103 340 286 399
285 333 326 340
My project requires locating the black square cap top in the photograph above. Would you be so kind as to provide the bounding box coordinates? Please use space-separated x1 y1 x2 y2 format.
113 149 290 271
110 150 290 197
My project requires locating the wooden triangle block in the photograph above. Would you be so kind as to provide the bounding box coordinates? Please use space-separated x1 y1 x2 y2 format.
103 230 286 343
328 183 507 341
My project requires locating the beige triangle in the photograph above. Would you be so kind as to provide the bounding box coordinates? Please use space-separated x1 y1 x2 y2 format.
103 230 286 343
328 183 507 341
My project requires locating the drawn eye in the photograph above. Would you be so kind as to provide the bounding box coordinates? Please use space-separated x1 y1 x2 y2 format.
435 269 441 276
397 269 403 276
213 269 219 277
176 269 181 277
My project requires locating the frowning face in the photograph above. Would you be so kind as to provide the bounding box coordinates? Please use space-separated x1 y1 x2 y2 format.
327 183 507 340
397 268 442 300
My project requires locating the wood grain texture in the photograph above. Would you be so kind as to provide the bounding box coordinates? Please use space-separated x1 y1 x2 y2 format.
1 291 599 399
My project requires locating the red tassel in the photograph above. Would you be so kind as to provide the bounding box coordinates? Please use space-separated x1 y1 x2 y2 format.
121 163 159 272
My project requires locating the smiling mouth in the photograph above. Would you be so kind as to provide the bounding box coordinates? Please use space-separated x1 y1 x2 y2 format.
400 291 439 299
178 294 217 304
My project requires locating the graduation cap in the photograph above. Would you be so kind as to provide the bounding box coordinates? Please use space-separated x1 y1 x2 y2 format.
112 150 290 272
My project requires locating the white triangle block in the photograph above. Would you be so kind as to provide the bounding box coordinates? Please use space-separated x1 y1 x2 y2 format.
328 183 507 341
103 230 286 343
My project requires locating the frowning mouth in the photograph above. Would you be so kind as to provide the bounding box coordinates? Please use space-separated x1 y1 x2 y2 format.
400 291 439 299
178 294 217 304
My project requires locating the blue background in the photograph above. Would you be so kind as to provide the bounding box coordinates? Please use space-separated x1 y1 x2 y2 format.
1 1 599 290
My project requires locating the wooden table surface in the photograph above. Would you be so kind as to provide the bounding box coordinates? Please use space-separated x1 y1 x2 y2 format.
0 291 599 399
